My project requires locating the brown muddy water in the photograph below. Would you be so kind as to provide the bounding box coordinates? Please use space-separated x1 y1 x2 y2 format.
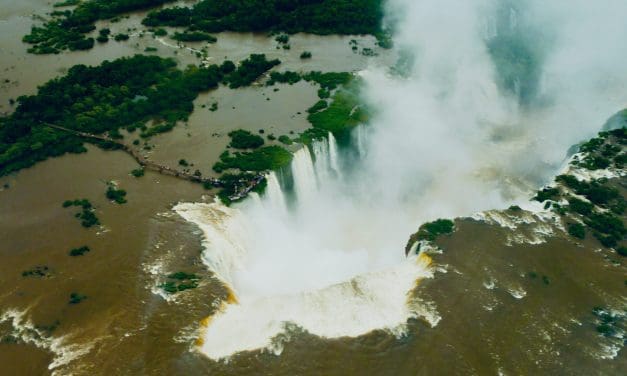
1 1 626 375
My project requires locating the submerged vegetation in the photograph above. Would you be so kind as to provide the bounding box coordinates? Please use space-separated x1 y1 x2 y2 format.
143 0 383 35
69 246 91 256
160 272 200 294
0 54 281 176
62 199 100 228
68 292 87 304
105 182 127 204
22 266 51 278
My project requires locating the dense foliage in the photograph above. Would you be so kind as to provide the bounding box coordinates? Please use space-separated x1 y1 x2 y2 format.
171 31 217 42
62 199 100 228
0 54 281 176
535 128 627 254
213 146 292 173
227 54 280 88
106 183 127 204
143 0 383 35
23 0 176 54
228 130 265 149
405 218 455 254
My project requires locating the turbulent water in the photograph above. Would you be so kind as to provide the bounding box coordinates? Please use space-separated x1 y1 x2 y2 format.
175 136 438 360
174 0 627 363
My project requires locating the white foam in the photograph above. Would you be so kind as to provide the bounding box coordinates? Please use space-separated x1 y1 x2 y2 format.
193 255 433 359
0 309 95 374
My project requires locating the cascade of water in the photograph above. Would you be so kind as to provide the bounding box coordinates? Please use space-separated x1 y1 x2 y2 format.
328 132 340 175
312 138 330 184
264 171 288 216
355 125 367 158
509 7 518 30
291 147 318 204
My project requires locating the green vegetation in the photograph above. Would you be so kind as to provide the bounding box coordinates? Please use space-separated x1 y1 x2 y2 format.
171 31 217 42
24 0 176 54
266 71 302 86
69 246 91 256
54 0 81 7
536 128 627 254
227 54 280 89
153 28 167 36
68 292 87 304
567 223 586 239
160 271 200 294
22 266 51 278
228 130 265 149
212 172 267 205
278 135 292 145
114 33 129 41
131 167 144 179
307 87 367 135
213 146 292 173
275 34 289 44
591 306 625 339
405 219 455 254
63 199 100 228
416 219 455 242
296 127 328 145
105 183 127 204
533 187 559 203
307 100 328 114
526 271 551 285
300 51 312 59
0 54 279 176
143 0 383 36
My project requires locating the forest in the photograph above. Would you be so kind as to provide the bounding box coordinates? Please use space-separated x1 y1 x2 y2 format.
23 0 176 54
142 0 383 35
0 54 281 176
24 0 384 54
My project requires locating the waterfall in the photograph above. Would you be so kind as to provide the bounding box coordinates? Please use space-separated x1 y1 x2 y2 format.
264 171 288 216
355 125 367 158
291 146 318 204
328 132 340 175
509 7 518 30
311 138 331 184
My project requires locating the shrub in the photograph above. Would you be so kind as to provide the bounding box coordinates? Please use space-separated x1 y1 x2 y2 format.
106 183 127 204
567 197 594 216
228 130 265 149
300 51 312 59
307 100 328 114
114 33 129 41
416 219 455 241
69 293 87 304
69 246 90 256
131 168 144 177
533 187 559 202
567 223 586 239
278 135 292 145
172 31 216 42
